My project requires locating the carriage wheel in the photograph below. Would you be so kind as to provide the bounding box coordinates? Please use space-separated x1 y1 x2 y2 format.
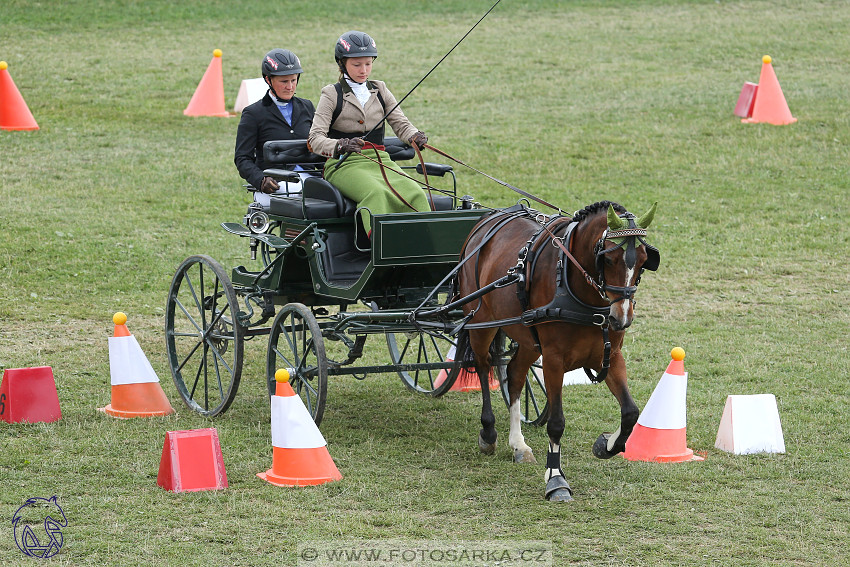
266 303 328 426
165 254 244 416
494 333 549 426
387 329 460 396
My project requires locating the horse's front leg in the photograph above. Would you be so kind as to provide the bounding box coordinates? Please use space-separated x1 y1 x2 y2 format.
541 357 572 502
592 351 639 459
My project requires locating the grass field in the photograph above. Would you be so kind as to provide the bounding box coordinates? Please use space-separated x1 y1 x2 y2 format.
2 1 849 565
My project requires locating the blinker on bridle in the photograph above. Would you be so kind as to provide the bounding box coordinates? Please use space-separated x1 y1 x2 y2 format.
594 213 650 304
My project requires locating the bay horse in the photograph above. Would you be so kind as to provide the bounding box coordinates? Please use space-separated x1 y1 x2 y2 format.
455 200 659 501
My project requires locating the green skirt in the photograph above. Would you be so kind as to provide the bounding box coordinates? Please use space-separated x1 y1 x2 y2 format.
324 148 430 234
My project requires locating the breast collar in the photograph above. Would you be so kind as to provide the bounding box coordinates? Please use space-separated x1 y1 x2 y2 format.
518 219 611 329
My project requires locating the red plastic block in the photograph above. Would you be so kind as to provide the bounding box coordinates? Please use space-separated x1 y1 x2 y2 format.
0 366 61 423
734 82 758 118
157 428 228 492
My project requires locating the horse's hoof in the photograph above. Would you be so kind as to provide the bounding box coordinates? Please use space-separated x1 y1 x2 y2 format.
592 433 619 459
544 475 573 502
478 434 496 455
513 448 537 464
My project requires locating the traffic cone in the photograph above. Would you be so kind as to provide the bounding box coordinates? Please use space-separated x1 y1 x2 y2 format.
434 345 498 392
742 56 796 125
157 428 228 492
623 347 703 463
715 394 785 455
99 312 175 418
0 61 39 131
184 49 232 117
258 370 342 486
0 366 61 423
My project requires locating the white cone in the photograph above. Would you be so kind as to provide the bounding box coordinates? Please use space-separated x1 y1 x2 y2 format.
563 368 592 385
715 394 785 454
234 78 267 113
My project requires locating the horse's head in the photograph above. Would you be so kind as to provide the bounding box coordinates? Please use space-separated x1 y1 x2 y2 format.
591 202 660 330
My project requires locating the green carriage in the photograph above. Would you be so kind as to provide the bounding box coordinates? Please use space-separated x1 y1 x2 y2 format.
164 137 546 425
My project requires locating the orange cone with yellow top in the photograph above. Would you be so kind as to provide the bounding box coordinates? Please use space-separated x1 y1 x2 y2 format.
257 369 342 486
742 55 796 125
623 347 703 462
0 61 39 131
184 49 232 117
100 312 175 418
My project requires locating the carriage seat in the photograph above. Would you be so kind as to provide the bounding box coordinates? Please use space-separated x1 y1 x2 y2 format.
262 138 455 220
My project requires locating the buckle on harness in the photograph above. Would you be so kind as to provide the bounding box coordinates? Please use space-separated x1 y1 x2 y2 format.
592 313 607 326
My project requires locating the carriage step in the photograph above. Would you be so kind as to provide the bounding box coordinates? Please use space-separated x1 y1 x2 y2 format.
221 222 290 249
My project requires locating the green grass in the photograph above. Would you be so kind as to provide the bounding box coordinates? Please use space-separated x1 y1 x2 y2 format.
2 1 849 565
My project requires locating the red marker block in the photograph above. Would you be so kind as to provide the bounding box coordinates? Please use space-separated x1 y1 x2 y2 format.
0 366 61 423
157 428 228 492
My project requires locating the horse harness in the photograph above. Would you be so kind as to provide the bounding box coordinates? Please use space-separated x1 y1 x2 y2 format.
460 205 659 383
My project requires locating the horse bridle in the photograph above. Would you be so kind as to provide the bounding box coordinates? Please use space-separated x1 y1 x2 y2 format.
593 213 646 305
544 212 657 306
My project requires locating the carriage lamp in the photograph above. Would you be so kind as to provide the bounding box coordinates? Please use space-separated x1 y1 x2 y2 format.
245 203 270 234
460 195 478 209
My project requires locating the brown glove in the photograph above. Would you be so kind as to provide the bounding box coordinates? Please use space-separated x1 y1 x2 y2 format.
260 176 279 194
409 131 428 149
335 137 365 157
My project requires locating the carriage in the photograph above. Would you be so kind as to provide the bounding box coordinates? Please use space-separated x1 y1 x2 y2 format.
164 134 661 501
164 137 546 426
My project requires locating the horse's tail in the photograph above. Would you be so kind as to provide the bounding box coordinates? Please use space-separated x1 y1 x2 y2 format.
455 328 503 370
455 328 476 369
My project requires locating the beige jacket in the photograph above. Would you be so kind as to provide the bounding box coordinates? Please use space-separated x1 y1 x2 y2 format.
308 79 420 158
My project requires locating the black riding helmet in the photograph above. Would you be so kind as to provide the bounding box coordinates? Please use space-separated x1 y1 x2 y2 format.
334 31 377 72
262 48 303 78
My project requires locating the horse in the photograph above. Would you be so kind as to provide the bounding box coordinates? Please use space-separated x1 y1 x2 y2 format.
455 200 659 501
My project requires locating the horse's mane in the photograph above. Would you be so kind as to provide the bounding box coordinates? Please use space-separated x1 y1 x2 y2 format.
572 201 625 223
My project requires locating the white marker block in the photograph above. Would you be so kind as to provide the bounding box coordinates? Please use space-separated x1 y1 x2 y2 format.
715 394 785 454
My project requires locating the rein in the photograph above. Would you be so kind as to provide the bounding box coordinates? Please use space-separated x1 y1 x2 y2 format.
425 144 563 213
339 143 450 211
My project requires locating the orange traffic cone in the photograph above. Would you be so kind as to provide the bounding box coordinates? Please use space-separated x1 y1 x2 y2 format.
623 347 703 463
100 312 175 418
184 49 232 117
742 56 796 125
434 345 499 392
257 370 342 486
0 61 39 131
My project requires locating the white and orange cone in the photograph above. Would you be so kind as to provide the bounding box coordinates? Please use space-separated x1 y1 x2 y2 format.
434 345 498 392
257 369 342 486
623 347 703 462
100 312 174 418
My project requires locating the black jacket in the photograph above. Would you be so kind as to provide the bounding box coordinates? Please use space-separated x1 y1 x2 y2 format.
234 91 315 190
